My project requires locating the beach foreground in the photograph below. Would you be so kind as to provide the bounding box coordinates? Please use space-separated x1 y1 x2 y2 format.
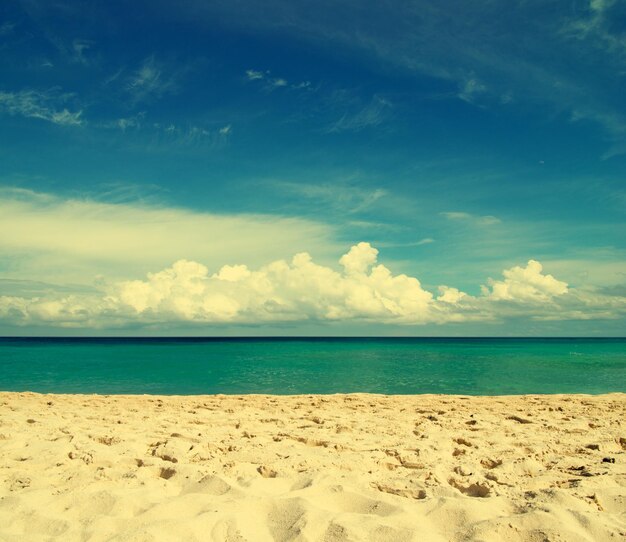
0 393 625 541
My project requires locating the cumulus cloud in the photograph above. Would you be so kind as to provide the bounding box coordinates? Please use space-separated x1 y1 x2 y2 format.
437 286 467 305
482 260 568 302
1 242 624 329
107 242 436 324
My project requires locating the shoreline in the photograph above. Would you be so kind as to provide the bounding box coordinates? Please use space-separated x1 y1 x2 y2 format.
1 392 625 540
2 391 625 397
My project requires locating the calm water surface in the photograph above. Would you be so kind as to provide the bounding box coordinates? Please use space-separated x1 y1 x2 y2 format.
0 338 624 395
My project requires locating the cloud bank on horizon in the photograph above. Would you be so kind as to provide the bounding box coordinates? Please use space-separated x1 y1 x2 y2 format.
0 187 624 333
1 240 624 330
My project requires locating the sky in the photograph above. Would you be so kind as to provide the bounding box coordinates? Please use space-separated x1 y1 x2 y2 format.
0 0 625 336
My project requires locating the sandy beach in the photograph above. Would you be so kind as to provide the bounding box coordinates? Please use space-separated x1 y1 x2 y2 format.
0 392 625 541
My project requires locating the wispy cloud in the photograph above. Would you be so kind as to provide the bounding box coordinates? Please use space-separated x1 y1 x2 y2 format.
245 69 266 81
327 95 392 133
0 89 83 126
208 2 626 155
244 68 311 91
441 211 501 226
266 180 387 214
149 123 233 149
563 0 626 61
570 108 626 160
375 238 435 248
114 112 145 131
458 77 487 104
101 113 232 148
71 39 93 65
126 56 177 103
0 187 337 285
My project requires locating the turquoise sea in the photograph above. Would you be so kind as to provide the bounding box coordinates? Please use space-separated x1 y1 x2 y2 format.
0 338 624 395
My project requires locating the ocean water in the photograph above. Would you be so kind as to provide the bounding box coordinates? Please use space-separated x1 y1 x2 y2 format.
0 337 624 395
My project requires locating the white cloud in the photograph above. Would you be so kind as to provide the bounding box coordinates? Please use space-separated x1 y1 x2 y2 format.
0 89 83 126
339 242 379 275
1 241 624 329
0 242 438 326
437 286 467 304
482 260 568 302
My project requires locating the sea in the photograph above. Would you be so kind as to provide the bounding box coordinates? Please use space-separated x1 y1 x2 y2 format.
0 337 624 396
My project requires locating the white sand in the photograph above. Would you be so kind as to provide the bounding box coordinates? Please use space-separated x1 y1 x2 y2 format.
1 392 625 541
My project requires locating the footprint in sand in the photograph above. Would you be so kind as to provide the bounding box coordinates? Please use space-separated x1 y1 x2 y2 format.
374 483 427 500
68 450 93 464
9 476 31 491
257 465 278 478
481 458 503 469
149 439 192 463
267 499 307 542
323 522 350 542
448 477 491 498
159 467 177 480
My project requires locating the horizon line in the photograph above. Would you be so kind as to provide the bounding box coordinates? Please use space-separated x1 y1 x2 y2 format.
1 336 624 340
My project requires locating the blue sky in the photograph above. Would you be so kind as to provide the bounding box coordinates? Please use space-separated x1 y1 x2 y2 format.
0 0 625 335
